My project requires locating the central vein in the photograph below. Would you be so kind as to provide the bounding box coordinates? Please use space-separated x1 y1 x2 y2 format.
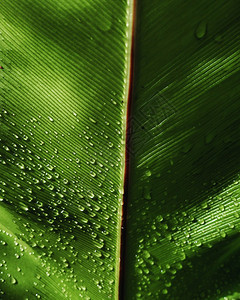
116 0 136 299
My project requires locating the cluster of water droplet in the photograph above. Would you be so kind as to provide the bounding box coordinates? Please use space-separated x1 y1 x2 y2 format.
126 157 240 299
0 85 124 299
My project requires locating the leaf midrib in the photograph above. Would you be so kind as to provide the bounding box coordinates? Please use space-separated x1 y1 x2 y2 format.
117 0 136 299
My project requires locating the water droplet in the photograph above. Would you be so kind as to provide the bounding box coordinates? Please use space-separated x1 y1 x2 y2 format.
214 34 223 43
143 186 151 200
89 117 96 124
145 170 152 177
143 250 150 259
87 191 94 199
205 132 215 144
63 179 69 185
181 142 193 153
162 289 168 295
219 204 225 212
195 21 207 39
156 215 163 222
220 231 226 238
11 277 17 285
90 171 96 178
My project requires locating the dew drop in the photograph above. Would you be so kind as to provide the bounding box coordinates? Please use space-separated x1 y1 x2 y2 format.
181 142 193 153
11 277 17 285
162 289 168 295
90 171 96 178
145 170 152 177
205 132 215 144
195 21 207 39
89 117 96 124
87 191 94 199
214 34 223 43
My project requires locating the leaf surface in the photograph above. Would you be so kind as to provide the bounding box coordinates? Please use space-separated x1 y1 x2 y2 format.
1 0 240 299
0 0 132 299
124 0 240 299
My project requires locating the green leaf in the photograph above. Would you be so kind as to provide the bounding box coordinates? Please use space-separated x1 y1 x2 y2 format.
1 0 240 299
0 0 133 298
123 1 240 299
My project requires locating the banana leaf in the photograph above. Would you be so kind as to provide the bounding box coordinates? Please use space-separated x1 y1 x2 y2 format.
123 1 240 299
0 0 240 299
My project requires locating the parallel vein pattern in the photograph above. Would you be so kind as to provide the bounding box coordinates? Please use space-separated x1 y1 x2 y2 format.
0 1 131 299
124 1 240 299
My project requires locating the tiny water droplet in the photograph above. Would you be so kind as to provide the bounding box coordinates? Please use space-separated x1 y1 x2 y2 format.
87 191 94 199
181 142 193 153
214 34 223 43
145 170 152 177
220 231 226 238
219 204 225 212
90 171 96 178
205 132 215 144
89 117 96 124
63 179 69 185
162 289 168 295
143 250 150 259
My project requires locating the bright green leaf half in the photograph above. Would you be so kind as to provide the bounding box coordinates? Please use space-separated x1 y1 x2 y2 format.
0 0 133 299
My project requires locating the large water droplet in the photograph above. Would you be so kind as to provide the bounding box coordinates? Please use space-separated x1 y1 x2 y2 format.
195 21 207 39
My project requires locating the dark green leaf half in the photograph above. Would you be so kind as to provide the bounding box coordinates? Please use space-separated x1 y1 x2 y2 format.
124 0 240 299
